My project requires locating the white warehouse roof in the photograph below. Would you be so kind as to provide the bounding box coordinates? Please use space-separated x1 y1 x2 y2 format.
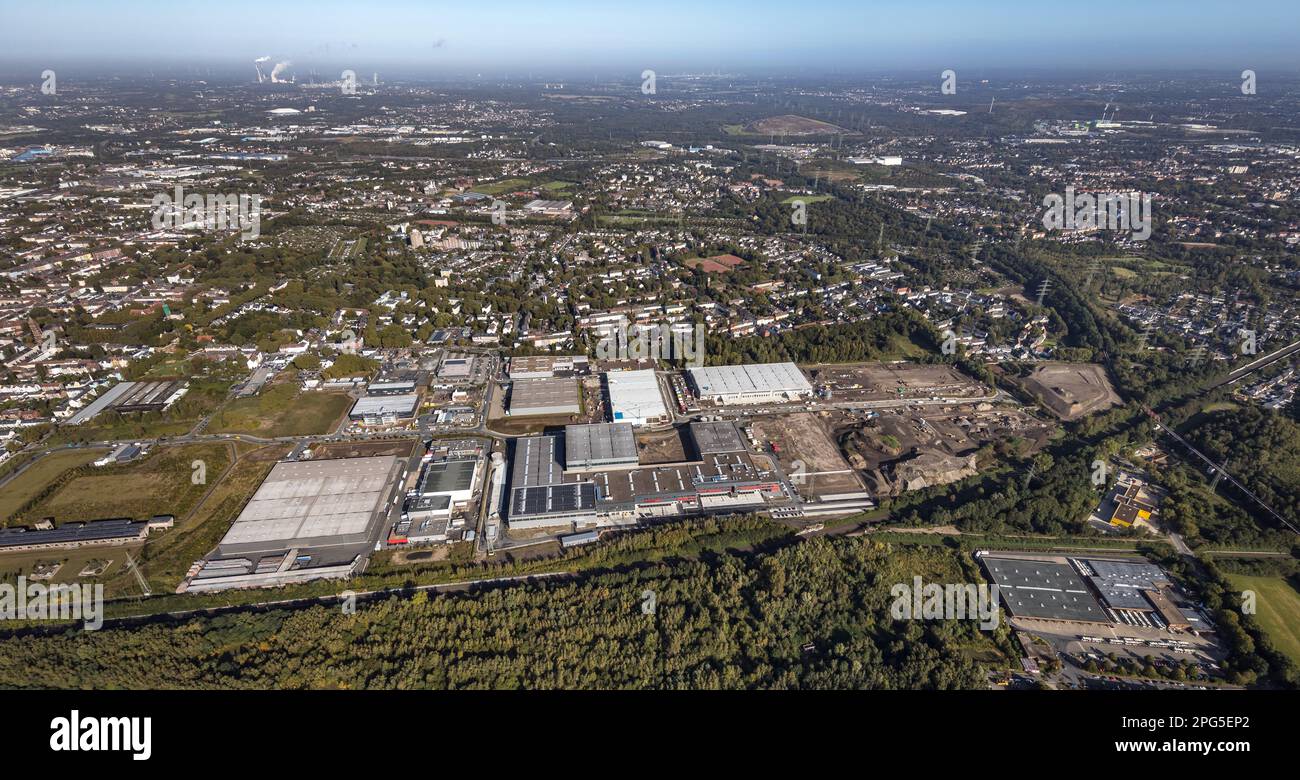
688 362 813 401
605 369 668 425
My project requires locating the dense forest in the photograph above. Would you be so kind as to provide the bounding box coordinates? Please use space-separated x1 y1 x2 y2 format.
703 311 937 366
0 538 997 690
1182 406 1300 530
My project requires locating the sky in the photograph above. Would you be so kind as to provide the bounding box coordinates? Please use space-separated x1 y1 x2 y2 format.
3 0 1298 77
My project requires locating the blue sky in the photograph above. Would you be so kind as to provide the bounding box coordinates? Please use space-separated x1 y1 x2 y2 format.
3 0 1298 75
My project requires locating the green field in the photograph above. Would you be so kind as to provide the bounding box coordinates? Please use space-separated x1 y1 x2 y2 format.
0 544 144 598
0 449 109 522
208 384 353 438
1229 575 1300 667
131 443 286 592
22 442 232 526
474 178 530 196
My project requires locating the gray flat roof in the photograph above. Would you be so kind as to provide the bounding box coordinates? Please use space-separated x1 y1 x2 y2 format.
215 456 401 554
66 382 136 425
687 362 812 398
565 422 637 467
512 435 563 488
0 518 147 548
510 377 580 413
982 556 1109 623
418 458 477 495
350 394 419 417
690 421 747 454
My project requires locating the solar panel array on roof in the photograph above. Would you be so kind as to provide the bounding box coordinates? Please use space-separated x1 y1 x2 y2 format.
510 483 597 517
0 519 147 549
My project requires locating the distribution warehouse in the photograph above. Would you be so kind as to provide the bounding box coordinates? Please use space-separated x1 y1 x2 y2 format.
605 369 669 425
184 456 406 592
687 362 813 405
508 377 581 417
507 421 789 531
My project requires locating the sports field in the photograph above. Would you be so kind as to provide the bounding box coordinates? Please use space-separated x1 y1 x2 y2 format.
1229 574 1300 667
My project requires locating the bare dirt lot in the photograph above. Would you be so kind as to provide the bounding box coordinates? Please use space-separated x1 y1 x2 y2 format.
1018 363 1121 420
636 427 691 465
750 412 864 498
310 440 416 460
749 115 845 136
805 362 992 403
836 406 1056 496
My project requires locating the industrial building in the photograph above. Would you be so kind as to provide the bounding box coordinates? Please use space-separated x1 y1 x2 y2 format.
689 421 748 455
185 456 404 592
415 457 479 506
0 518 151 552
1075 557 1197 630
605 369 669 426
565 423 638 472
506 421 789 532
437 354 476 381
366 379 417 396
508 377 581 417
687 363 813 405
508 354 588 380
979 554 1110 623
349 393 419 424
978 552 1208 632
66 380 188 425
508 435 598 530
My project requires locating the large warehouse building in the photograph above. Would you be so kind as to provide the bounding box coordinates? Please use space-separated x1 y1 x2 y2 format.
687 362 813 405
66 380 188 425
184 455 405 592
506 421 789 532
508 377 581 417
605 369 669 426
565 423 638 472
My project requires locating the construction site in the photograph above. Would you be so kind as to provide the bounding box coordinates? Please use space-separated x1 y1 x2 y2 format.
834 406 1055 497
1016 363 1121 421
747 413 869 501
804 362 993 404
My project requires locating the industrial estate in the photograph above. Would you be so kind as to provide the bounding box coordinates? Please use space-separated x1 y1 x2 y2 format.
0 2 1297 709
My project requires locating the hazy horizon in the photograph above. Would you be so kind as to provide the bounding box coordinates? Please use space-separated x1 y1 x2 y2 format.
4 0 1299 77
